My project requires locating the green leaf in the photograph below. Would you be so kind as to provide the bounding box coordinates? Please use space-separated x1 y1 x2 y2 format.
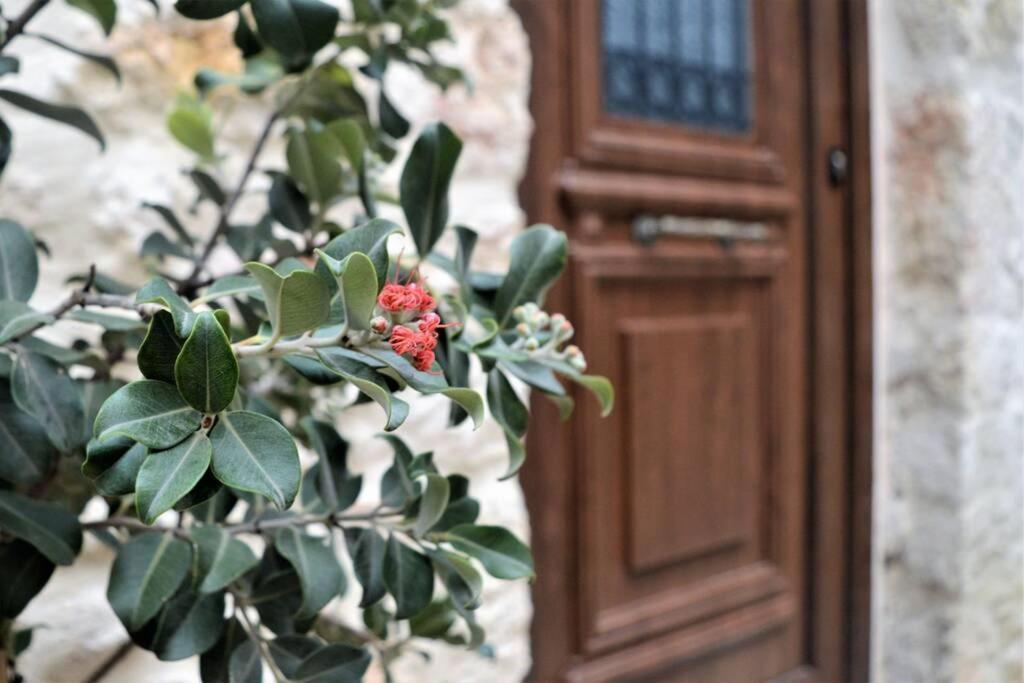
431 548 483 610
0 540 55 619
0 300 52 343
444 524 534 580
229 640 262 683
175 0 247 19
343 527 386 608
245 262 330 339
12 349 85 453
383 534 433 619
93 442 148 496
209 410 300 509
188 168 227 205
0 57 18 77
141 202 194 246
202 274 264 302
500 359 565 395
400 122 462 257
147 589 225 661
168 93 216 159
0 116 11 179
285 124 342 205
193 524 259 594
66 0 117 34
325 118 365 169
136 277 195 337
268 172 311 232
66 308 145 331
301 417 361 511
268 636 320 678
0 491 82 566
135 432 213 524
317 218 400 290
487 368 528 478
493 225 567 326
414 473 450 539
250 0 340 69
274 527 346 619
431 475 480 533
0 219 38 301
27 33 121 82
199 617 249 683
315 348 409 431
379 89 410 139
0 384 55 485
94 380 201 449
292 643 371 683
316 250 377 330
408 600 456 639
567 372 614 417
174 311 238 414
107 532 192 632
283 354 344 386
0 88 105 149
137 310 184 384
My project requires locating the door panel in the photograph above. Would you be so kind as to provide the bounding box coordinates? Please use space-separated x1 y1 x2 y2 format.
512 0 871 681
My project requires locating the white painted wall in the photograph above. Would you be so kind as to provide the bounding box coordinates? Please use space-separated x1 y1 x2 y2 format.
3 1 534 681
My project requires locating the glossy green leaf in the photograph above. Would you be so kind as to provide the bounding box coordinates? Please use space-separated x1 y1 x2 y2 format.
414 473 450 539
487 368 528 478
0 116 10 179
245 262 330 339
107 532 192 632
400 122 462 258
66 308 145 331
383 534 433 620
94 380 201 449
301 417 361 511
0 491 82 566
316 250 377 330
250 0 339 68
286 124 341 205
27 33 121 82
408 600 456 639
444 524 534 580
0 88 105 149
431 548 483 611
317 218 400 290
343 527 386 608
67 0 117 34
379 89 410 139
141 202 193 246
431 475 480 533
147 588 225 661
228 638 262 682
193 524 259 594
94 442 148 496
283 354 344 386
0 219 39 302
567 372 615 417
209 410 300 509
0 300 52 343
135 432 213 524
168 93 216 159
137 310 183 384
0 384 55 485
12 349 85 453
199 617 249 683
274 527 346 619
136 277 195 337
493 225 567 326
0 540 55 618
268 636 321 678
175 0 247 19
174 311 238 414
326 118 365 169
292 643 371 683
202 274 264 303
269 172 311 232
315 348 409 431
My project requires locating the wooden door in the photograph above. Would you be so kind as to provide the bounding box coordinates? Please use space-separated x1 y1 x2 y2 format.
513 1 872 682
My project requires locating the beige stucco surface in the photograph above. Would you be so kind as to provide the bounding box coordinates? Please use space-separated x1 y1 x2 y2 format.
871 0 1024 681
3 0 534 681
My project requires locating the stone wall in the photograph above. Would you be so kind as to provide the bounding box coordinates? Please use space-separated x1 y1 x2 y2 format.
3 1 534 681
871 0 1024 680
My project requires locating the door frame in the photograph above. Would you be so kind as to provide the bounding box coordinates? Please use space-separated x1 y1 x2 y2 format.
511 1 873 681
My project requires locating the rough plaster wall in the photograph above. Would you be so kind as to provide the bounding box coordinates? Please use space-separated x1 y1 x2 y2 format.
3 1 534 681
872 0 1024 681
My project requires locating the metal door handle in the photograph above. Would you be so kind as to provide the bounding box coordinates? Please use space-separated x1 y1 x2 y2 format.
632 215 770 246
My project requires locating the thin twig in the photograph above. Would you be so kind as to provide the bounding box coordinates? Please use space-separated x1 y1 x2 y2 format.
234 597 287 683
84 509 403 537
0 0 51 51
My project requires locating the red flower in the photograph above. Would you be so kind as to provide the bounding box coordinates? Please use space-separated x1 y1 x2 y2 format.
378 283 411 313
412 348 435 371
389 326 420 355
